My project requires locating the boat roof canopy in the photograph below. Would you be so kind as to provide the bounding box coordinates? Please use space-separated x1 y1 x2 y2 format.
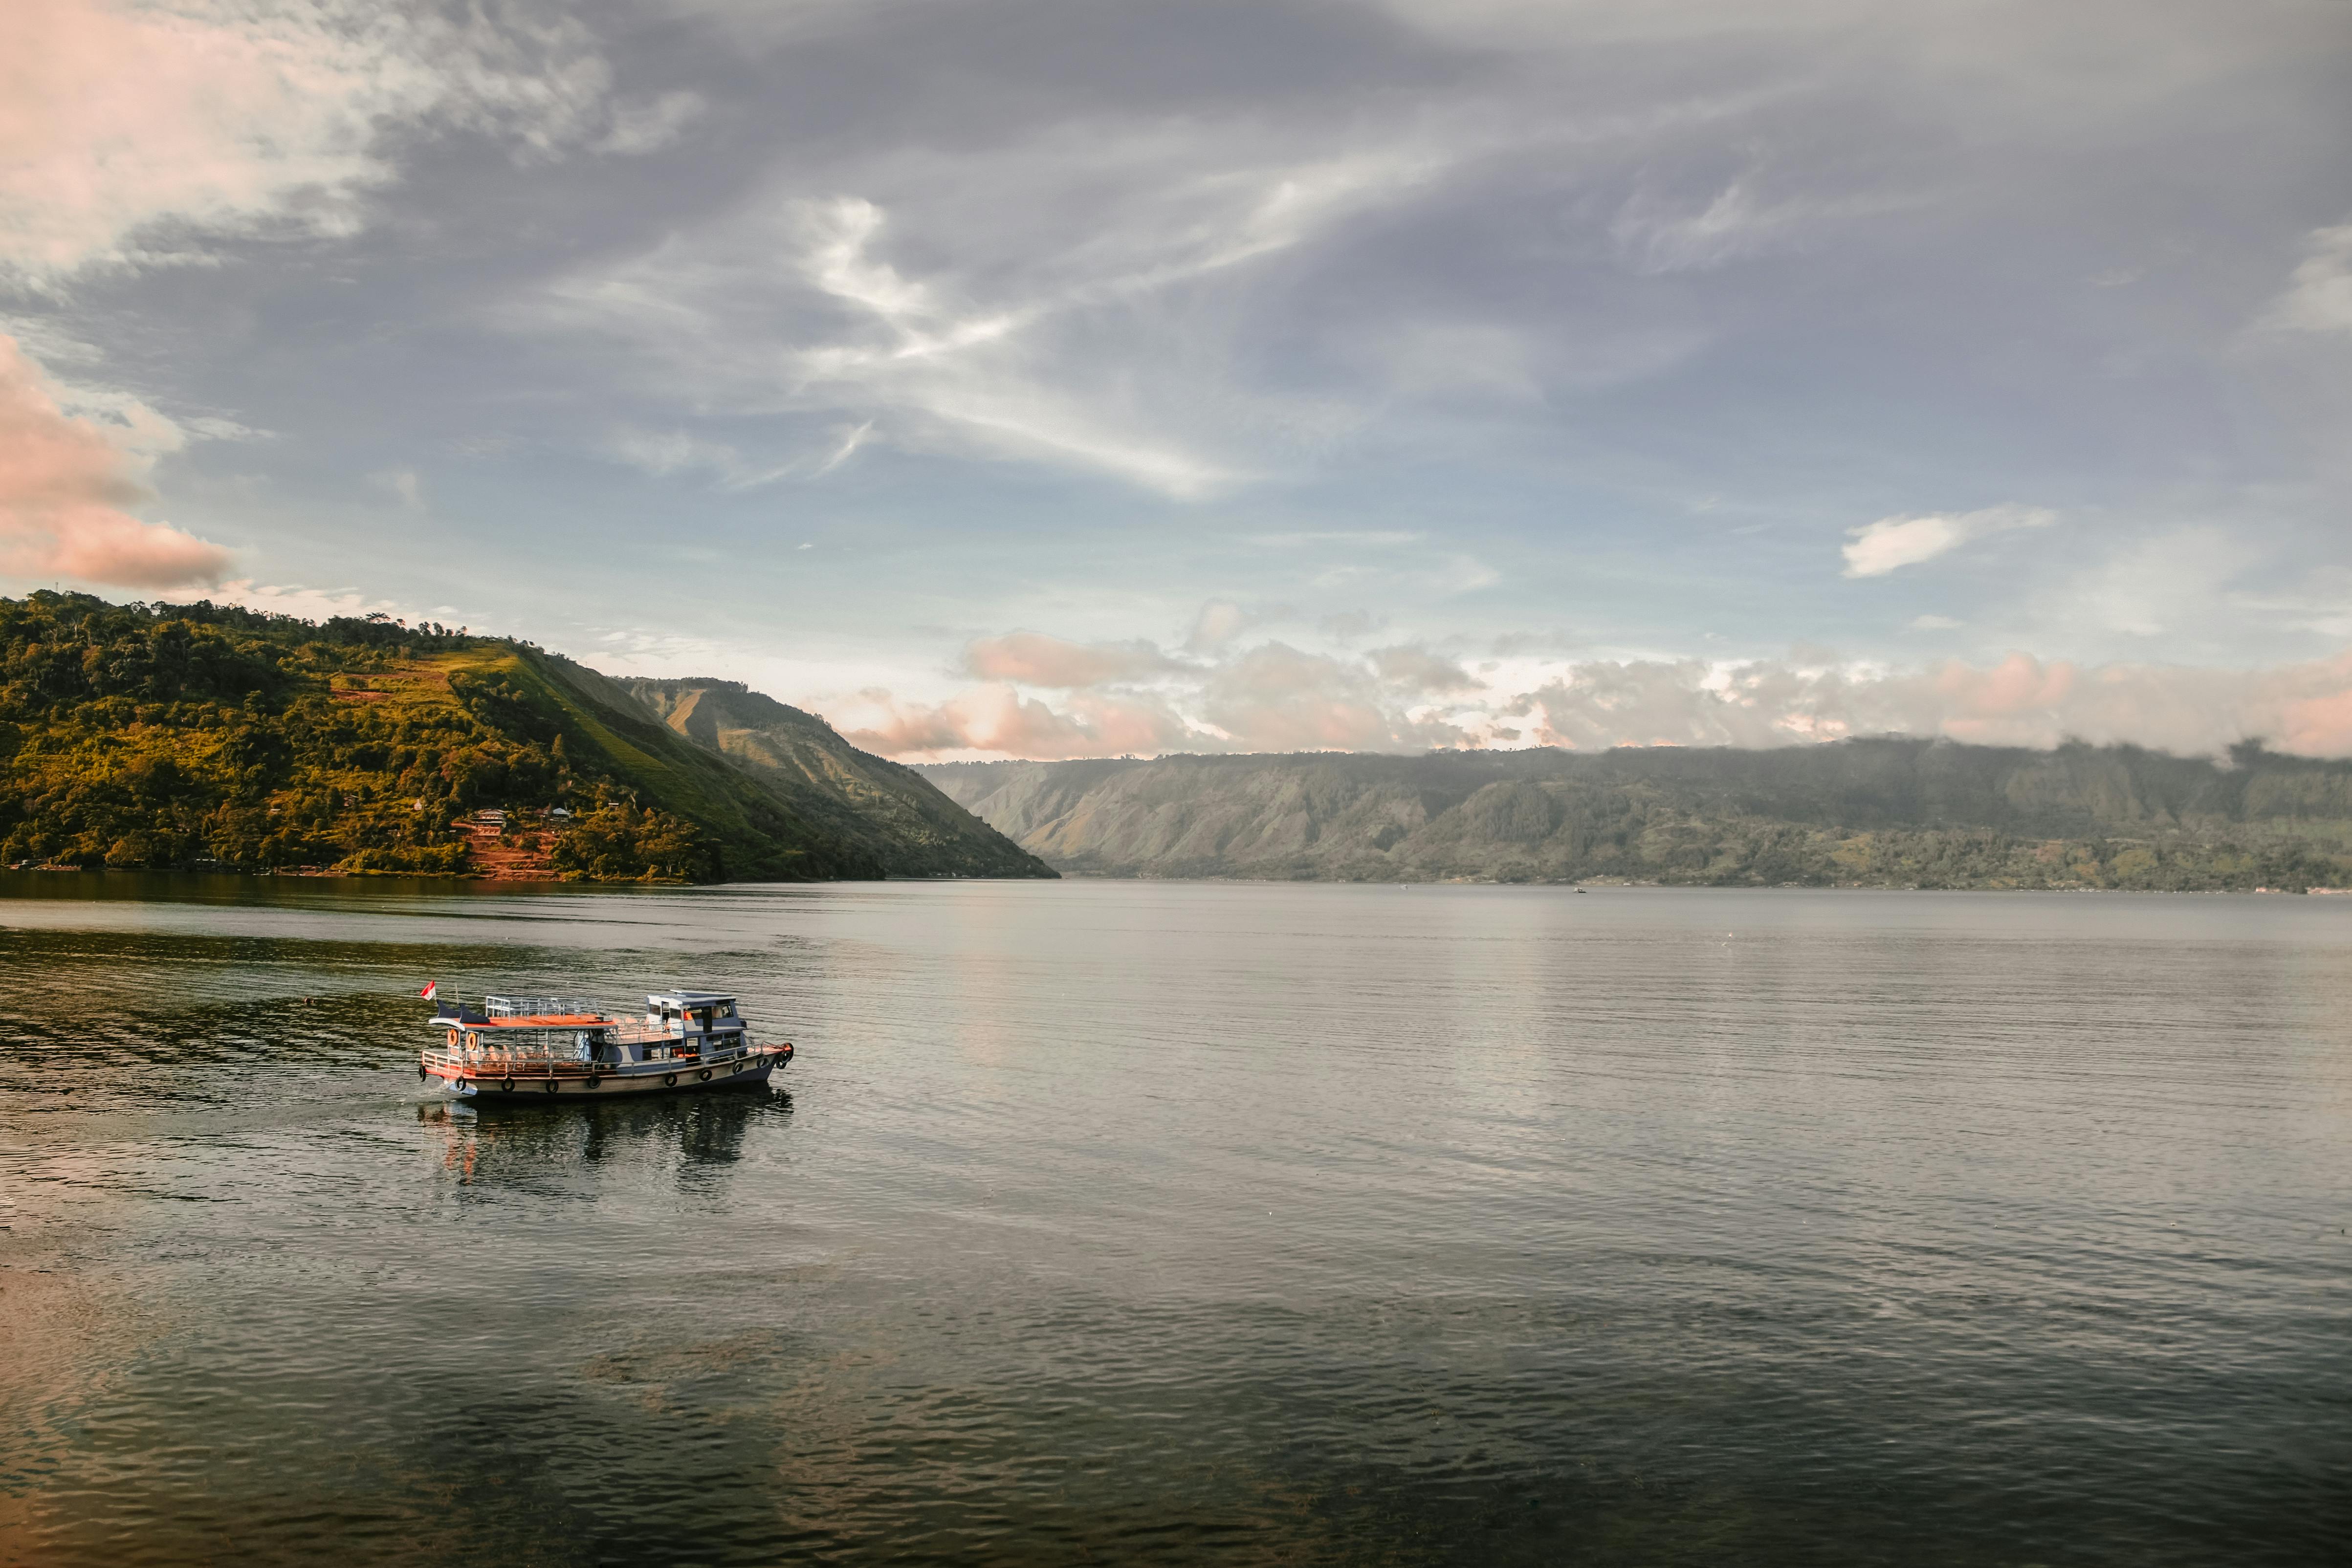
432 1001 606 1029
648 991 735 1009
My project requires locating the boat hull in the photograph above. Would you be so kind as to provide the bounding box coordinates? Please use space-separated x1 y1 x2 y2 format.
422 1047 791 1101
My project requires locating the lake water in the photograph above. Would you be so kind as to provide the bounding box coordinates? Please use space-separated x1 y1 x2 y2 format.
1 876 2347 1565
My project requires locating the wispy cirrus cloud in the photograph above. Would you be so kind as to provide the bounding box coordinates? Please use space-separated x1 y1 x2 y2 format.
529 120 1451 497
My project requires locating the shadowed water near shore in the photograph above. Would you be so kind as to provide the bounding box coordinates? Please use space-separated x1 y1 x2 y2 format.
2 874 2348 1565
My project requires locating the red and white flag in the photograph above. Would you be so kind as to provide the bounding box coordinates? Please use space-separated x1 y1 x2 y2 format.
420 981 438 1001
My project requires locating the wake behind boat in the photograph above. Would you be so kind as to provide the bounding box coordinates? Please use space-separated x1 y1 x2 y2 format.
419 988 792 1100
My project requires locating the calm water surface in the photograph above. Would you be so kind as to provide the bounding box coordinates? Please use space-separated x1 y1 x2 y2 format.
1 876 2348 1565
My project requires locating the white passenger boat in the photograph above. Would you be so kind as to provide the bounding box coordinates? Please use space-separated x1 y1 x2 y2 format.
419 990 792 1100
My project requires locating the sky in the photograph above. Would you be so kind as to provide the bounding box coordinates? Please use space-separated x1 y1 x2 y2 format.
5 0 2352 760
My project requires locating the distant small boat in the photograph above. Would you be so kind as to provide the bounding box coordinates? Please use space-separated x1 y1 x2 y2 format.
419 989 792 1100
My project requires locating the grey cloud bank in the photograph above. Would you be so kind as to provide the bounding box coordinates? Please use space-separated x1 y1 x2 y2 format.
3 0 2350 756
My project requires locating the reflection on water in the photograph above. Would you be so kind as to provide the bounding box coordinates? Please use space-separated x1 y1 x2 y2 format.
417 1091 787 1189
2 872 2350 1566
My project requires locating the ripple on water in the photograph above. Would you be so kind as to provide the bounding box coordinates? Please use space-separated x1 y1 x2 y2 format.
2 877 2349 1566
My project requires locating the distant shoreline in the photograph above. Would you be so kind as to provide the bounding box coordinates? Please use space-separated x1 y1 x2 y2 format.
7 862 2349 896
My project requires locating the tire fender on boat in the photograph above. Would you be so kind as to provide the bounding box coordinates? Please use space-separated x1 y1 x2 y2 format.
663 1073 677 1087
501 1078 515 1092
698 1068 711 1082
586 1075 601 1090
544 1080 559 1093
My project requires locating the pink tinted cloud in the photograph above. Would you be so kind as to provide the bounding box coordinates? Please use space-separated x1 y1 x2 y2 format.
840 616 2352 763
0 335 230 588
1 0 610 285
1933 652 2077 740
1199 641 1464 751
2279 655 2352 754
844 684 1194 761
963 631 1179 687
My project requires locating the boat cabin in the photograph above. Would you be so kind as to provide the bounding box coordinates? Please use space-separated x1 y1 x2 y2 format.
647 991 743 1042
425 988 752 1069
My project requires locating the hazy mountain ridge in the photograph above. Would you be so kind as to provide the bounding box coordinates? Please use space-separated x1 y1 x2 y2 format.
615 678 1053 878
919 741 2352 889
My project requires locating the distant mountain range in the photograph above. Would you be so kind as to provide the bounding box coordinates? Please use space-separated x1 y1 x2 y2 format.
919 743 2352 891
17 587 2348 891
0 592 1049 883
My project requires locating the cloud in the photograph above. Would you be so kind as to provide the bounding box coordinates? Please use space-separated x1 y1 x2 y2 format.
0 0 610 286
2258 222 2352 335
1368 643 1483 694
962 631 1181 687
592 90 705 155
368 468 424 509
812 420 874 476
210 578 401 622
530 120 1449 497
830 605 2352 762
0 334 230 588
2066 525 2251 641
607 428 794 490
1608 174 1897 276
842 631 1480 759
1187 599 1253 653
1517 648 2352 757
183 415 268 442
1248 530 1424 548
1196 641 1467 751
842 683 1196 761
1842 503 2058 577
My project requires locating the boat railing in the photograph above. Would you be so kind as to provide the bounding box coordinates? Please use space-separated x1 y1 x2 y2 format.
482 994 604 1018
422 1035 769 1077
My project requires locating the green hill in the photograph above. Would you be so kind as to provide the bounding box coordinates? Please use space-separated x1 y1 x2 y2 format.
0 591 1041 884
920 742 2352 891
618 678 1053 878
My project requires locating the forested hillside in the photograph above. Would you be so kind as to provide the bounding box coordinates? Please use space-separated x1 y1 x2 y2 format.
0 592 1014 883
921 743 2352 890
619 678 1052 878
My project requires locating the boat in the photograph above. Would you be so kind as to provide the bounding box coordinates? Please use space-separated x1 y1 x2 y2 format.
419 989 793 1100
